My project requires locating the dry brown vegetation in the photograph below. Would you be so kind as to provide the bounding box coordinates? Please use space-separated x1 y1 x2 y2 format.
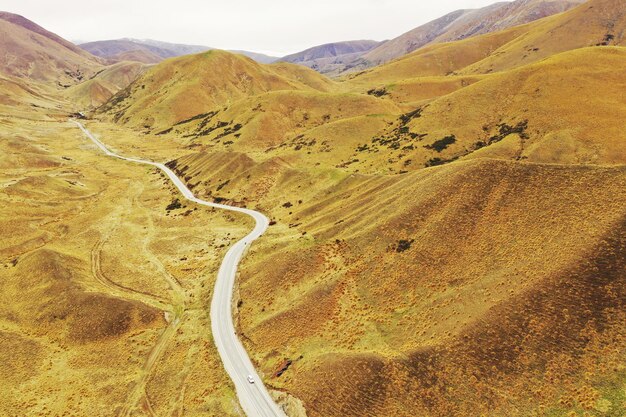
2 0 626 415
0 112 250 415
237 160 626 416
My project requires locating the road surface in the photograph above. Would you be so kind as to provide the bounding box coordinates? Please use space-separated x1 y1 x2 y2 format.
73 121 286 417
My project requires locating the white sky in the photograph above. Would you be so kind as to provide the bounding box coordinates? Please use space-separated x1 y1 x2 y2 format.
2 0 504 56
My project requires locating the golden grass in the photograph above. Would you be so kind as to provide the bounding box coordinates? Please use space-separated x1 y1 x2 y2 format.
235 159 626 417
99 50 335 129
64 61 147 110
0 108 251 415
4 1 626 415
0 17 99 84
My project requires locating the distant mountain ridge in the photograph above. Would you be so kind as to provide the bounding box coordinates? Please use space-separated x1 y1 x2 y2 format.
277 40 381 75
79 38 278 64
280 40 381 63
360 0 587 67
280 0 587 75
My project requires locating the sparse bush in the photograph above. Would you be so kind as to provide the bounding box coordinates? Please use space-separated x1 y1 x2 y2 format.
425 158 445 167
174 111 217 126
474 120 529 149
166 198 182 211
367 87 388 97
425 135 456 152
156 127 172 135
399 107 423 125
216 180 230 191
597 33 615 46
396 239 414 252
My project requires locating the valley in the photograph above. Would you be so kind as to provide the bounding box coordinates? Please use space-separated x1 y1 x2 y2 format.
1 0 625 416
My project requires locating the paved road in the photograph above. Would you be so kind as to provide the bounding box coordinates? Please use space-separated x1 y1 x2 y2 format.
73 121 286 417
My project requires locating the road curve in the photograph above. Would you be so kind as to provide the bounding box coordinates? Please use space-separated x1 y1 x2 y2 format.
73 121 286 417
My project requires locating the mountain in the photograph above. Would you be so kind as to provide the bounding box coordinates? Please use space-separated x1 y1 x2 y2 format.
229 50 278 64
79 39 174 63
277 40 381 75
280 40 381 62
79 38 279 64
110 49 163 64
347 0 622 86
65 61 147 109
3 1 626 416
0 12 101 85
356 0 586 69
281 0 586 75
98 50 336 129
357 6 504 67
123 38 211 56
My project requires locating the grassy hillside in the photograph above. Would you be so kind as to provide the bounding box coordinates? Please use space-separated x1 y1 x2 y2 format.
106 45 625 178
0 106 253 416
235 159 626 417
5 1 626 416
99 50 336 129
65 61 147 109
347 0 623 85
0 12 100 85
338 47 626 174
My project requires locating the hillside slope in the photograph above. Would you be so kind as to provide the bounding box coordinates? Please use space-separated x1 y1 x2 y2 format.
65 61 147 109
358 0 585 69
338 47 626 174
0 12 101 85
98 50 337 129
237 159 626 417
349 0 623 85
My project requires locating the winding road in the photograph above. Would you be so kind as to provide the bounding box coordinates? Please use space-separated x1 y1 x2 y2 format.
73 121 286 417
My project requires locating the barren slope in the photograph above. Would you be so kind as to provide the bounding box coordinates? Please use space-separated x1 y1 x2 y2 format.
360 0 586 67
0 12 100 85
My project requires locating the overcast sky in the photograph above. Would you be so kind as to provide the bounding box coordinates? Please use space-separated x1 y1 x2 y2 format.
3 0 503 56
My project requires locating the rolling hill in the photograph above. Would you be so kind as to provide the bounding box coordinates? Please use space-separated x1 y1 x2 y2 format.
335 46 626 175
98 50 336 129
2 0 626 416
65 61 147 109
0 12 101 85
